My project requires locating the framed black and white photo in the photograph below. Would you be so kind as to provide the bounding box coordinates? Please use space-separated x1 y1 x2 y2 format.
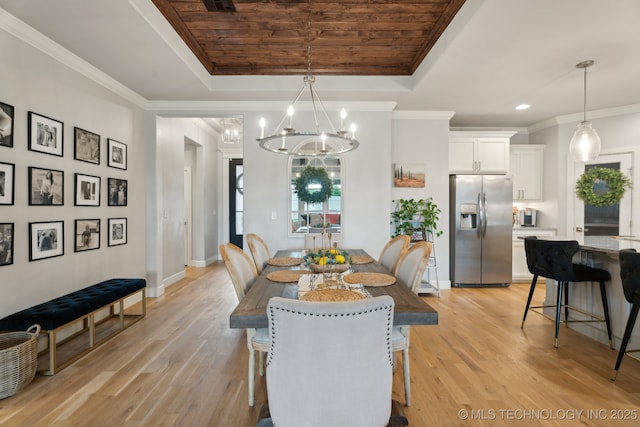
0 222 13 266
75 173 101 206
29 220 64 261
0 161 15 205
107 178 127 206
74 127 100 164
107 139 127 169
28 166 64 206
28 111 63 157
74 219 100 252
108 218 127 246
0 101 14 148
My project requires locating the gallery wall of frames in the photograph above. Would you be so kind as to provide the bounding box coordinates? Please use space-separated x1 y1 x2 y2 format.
0 99 130 267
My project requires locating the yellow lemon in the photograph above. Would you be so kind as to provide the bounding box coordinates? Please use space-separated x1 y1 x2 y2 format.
318 256 328 265
329 249 338 255
335 254 346 264
313 256 320 263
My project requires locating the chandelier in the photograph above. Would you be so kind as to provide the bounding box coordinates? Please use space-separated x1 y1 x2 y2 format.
221 118 240 144
257 0 359 156
569 60 601 162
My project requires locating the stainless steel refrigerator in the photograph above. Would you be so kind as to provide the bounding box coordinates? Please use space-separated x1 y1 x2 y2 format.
450 175 513 287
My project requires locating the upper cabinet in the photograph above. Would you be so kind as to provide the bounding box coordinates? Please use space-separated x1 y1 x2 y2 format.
449 131 516 174
510 145 544 201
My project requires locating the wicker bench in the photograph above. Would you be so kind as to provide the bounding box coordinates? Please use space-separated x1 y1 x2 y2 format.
0 278 146 375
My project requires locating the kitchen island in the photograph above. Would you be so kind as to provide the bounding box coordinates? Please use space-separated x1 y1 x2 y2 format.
526 236 640 350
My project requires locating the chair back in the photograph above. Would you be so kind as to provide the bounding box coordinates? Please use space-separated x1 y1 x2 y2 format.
219 243 258 301
523 237 579 281
619 249 640 304
266 296 394 427
304 233 343 250
246 233 271 274
394 241 432 294
378 235 411 272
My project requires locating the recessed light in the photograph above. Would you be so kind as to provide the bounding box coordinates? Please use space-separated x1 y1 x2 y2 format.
515 104 530 110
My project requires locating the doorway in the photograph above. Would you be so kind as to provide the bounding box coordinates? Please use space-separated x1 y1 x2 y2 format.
184 167 192 266
572 152 633 237
229 159 243 248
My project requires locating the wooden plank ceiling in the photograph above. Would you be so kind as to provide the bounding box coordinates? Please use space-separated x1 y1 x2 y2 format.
150 0 467 76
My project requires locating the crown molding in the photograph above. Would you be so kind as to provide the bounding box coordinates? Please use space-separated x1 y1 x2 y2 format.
149 100 398 113
392 111 455 120
0 8 149 109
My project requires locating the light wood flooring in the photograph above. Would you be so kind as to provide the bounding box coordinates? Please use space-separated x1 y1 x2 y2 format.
1 264 640 426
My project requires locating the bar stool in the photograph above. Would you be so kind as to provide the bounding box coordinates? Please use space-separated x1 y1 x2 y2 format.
612 249 640 380
521 237 613 348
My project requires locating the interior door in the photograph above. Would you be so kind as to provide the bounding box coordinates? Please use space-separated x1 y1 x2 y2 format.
572 152 632 238
229 159 244 248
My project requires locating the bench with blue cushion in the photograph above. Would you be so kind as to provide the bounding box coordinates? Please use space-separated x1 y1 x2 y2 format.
0 278 146 375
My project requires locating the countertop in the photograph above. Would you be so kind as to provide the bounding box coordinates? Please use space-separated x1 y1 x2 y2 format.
517 234 640 255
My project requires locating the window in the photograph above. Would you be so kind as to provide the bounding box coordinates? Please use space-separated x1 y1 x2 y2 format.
290 156 341 235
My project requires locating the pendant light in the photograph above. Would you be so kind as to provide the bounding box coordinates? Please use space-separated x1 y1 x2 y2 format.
569 60 601 162
256 0 359 156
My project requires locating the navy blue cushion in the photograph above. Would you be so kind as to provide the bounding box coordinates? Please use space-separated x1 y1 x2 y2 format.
0 278 146 331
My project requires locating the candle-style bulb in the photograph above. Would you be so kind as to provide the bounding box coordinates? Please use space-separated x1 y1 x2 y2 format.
350 123 357 139
259 117 266 138
287 105 294 129
340 108 347 130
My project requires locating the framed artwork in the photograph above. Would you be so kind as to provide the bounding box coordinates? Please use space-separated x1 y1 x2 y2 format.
0 222 13 266
107 178 127 206
29 220 64 261
393 163 425 188
107 139 127 170
0 161 15 205
28 111 63 157
74 219 100 252
410 228 427 243
108 218 127 246
74 127 100 164
0 101 14 148
28 167 64 206
75 173 101 206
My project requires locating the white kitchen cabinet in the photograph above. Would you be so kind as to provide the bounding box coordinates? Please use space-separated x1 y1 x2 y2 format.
512 228 556 282
449 131 516 174
510 145 544 201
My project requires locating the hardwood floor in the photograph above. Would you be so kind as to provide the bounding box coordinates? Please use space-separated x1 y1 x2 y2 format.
1 264 639 426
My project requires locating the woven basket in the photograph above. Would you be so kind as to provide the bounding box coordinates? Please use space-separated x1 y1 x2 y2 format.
0 324 40 400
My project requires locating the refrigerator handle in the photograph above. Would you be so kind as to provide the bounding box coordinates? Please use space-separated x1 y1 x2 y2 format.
482 192 488 238
477 192 483 240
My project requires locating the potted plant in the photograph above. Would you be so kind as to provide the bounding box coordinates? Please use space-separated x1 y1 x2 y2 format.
391 198 443 239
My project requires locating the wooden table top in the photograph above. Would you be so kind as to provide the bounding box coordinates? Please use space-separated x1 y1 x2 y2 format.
229 249 438 329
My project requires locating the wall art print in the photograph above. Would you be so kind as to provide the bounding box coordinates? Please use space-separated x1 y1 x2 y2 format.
28 111 63 157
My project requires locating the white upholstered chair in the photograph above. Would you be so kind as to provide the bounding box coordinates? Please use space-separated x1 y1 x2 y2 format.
246 233 272 274
378 235 411 273
219 243 270 407
264 296 395 427
391 241 432 406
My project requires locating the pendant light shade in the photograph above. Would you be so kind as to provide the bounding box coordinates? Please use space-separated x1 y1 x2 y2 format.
569 60 600 162
569 121 601 162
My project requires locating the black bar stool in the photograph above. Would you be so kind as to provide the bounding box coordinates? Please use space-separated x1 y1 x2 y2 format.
521 237 613 348
612 249 640 380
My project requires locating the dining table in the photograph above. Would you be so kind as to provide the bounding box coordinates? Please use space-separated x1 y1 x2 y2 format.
229 249 438 329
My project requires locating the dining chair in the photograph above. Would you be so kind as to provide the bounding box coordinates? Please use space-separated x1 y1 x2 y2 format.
521 237 613 349
219 243 270 407
378 235 411 273
261 295 396 427
612 249 640 380
391 241 433 406
246 233 272 274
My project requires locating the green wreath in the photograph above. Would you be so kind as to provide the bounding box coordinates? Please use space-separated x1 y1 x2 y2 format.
575 167 632 207
294 166 333 204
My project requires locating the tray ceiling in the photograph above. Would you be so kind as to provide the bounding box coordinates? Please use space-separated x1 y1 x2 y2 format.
150 0 466 75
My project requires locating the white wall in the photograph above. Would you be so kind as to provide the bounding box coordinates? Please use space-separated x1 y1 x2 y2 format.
392 112 453 286
0 29 147 318
241 106 396 259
